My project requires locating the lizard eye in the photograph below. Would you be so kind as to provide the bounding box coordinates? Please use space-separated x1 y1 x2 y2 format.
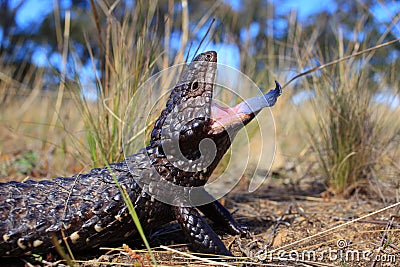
191 80 199 90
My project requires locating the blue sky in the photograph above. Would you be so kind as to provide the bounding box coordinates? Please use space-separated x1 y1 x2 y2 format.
198 0 398 67
227 0 338 20
13 0 53 29
8 0 341 71
17 0 335 68
7 0 400 105
11 0 400 68
12 0 400 42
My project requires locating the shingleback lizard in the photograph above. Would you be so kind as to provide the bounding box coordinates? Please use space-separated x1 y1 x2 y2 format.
0 51 282 257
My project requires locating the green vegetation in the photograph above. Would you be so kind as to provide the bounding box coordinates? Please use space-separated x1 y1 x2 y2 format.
307 56 394 196
70 1 160 166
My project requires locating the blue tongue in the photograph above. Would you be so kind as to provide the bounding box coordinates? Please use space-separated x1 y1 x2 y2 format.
237 81 282 114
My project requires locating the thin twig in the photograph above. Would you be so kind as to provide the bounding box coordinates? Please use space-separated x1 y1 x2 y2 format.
370 205 400 267
192 18 216 61
333 217 400 227
283 38 400 89
89 0 103 84
265 203 293 247
50 10 71 131
160 245 235 267
270 201 400 254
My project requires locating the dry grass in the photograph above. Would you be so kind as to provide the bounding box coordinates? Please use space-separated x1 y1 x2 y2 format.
0 92 86 179
1 1 400 266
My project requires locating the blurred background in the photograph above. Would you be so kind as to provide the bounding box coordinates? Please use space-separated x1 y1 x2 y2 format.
0 0 399 199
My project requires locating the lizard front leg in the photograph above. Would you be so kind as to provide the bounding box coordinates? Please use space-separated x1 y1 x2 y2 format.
198 200 249 236
173 206 232 256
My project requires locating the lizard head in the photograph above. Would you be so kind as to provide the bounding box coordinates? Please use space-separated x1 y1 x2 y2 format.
150 51 217 154
150 51 281 175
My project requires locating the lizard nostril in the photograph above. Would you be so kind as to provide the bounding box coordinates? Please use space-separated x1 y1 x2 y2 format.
191 81 199 90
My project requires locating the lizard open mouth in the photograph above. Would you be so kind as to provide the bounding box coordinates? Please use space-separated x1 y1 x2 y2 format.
210 81 282 133
187 51 281 134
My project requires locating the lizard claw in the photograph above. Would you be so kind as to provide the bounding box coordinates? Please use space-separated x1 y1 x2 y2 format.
226 221 250 237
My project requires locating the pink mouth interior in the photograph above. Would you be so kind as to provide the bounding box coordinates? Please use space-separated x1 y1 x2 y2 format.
209 82 281 129
211 102 244 127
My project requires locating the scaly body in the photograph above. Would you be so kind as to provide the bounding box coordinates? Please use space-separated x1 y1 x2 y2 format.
0 51 282 257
